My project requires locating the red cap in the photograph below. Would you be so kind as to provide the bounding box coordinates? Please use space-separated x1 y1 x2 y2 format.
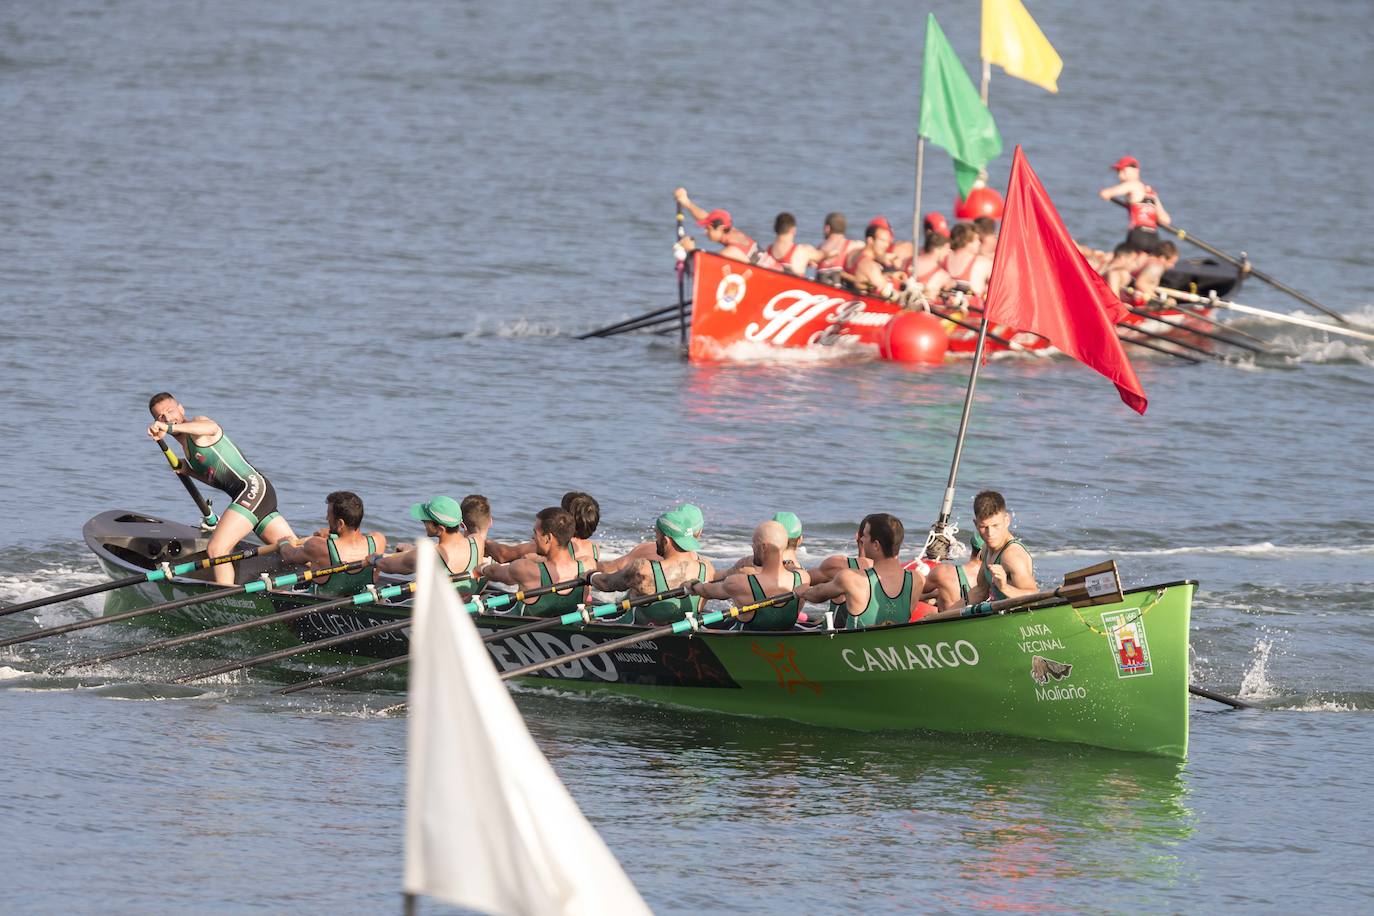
923 212 950 236
867 215 893 234
1111 156 1139 170
696 208 732 229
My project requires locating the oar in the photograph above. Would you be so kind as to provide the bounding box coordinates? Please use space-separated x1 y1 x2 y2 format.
1109 198 1348 324
171 573 580 684
62 563 470 670
274 579 707 694
1115 328 1202 364
499 591 795 681
0 541 289 620
1136 291 1285 350
1118 320 1231 363
1124 305 1272 355
615 309 693 335
0 560 355 650
1189 684 1256 709
152 435 218 527
576 302 693 340
1159 286 1374 345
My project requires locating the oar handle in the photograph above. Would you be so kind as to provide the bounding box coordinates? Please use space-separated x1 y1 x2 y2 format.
151 435 218 526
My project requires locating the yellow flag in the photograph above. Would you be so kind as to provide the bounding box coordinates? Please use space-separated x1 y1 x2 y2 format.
982 0 1063 93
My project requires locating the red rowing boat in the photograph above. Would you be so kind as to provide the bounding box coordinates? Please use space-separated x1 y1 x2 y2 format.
685 250 1215 363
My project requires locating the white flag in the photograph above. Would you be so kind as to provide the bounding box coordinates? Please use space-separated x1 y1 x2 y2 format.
403 540 651 916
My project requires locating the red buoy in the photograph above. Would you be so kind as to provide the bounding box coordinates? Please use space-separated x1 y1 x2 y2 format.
881 310 948 364
954 186 1004 221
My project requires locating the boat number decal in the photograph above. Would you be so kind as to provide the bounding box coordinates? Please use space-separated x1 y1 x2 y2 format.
751 641 821 696
714 270 749 313
839 639 980 673
1101 609 1153 678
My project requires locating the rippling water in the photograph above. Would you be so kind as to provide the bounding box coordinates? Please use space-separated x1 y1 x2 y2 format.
3 0 1373 911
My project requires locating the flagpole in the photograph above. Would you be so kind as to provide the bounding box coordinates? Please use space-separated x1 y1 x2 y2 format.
981 58 990 104
911 135 926 248
922 313 992 561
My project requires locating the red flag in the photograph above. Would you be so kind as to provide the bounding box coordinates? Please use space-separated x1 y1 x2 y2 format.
984 146 1148 414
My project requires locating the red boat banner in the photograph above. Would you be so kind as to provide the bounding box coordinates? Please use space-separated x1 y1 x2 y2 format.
687 250 903 362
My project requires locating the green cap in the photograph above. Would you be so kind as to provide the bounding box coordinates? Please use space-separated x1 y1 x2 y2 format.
411 495 463 529
656 507 702 552
678 503 705 536
971 530 986 553
772 511 802 540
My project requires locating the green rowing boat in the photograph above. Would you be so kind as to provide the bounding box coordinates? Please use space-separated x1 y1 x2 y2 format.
84 510 1192 757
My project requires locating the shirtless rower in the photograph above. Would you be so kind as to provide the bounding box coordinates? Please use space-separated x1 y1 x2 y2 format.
588 507 714 625
931 491 1035 609
795 514 931 627
729 511 804 572
844 223 899 298
758 212 821 276
943 223 993 297
688 521 809 631
146 393 298 585
674 187 758 262
486 490 603 565
279 491 387 597
1129 241 1179 303
478 507 590 618
1099 155 1171 254
1102 243 1150 297
815 212 861 287
371 495 487 593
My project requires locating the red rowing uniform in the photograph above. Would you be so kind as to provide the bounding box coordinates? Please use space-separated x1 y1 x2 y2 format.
1129 186 1161 230
760 240 796 273
946 251 978 283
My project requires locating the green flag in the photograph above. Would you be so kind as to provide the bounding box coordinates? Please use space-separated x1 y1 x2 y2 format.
918 13 1003 197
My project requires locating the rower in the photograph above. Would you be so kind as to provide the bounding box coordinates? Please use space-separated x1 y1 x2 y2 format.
905 230 953 298
757 212 821 276
925 529 984 611
843 223 898 297
673 187 758 263
1099 155 1171 254
146 392 298 586
963 490 1036 605
795 514 931 627
279 491 387 597
479 507 589 618
588 507 714 625
687 521 808 630
730 511 804 572
815 212 861 286
370 495 485 593
486 491 603 565
1102 243 1149 297
942 223 992 298
1130 241 1180 303
867 215 906 268
598 502 704 574
974 216 998 258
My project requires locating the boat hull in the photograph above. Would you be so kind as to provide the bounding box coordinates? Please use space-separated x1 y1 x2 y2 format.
85 510 1192 757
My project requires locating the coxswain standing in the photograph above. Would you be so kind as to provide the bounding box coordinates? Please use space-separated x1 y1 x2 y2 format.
795 514 930 627
687 521 809 631
673 187 758 263
146 392 298 586
479 507 590 618
1098 155 1171 254
278 491 387 597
